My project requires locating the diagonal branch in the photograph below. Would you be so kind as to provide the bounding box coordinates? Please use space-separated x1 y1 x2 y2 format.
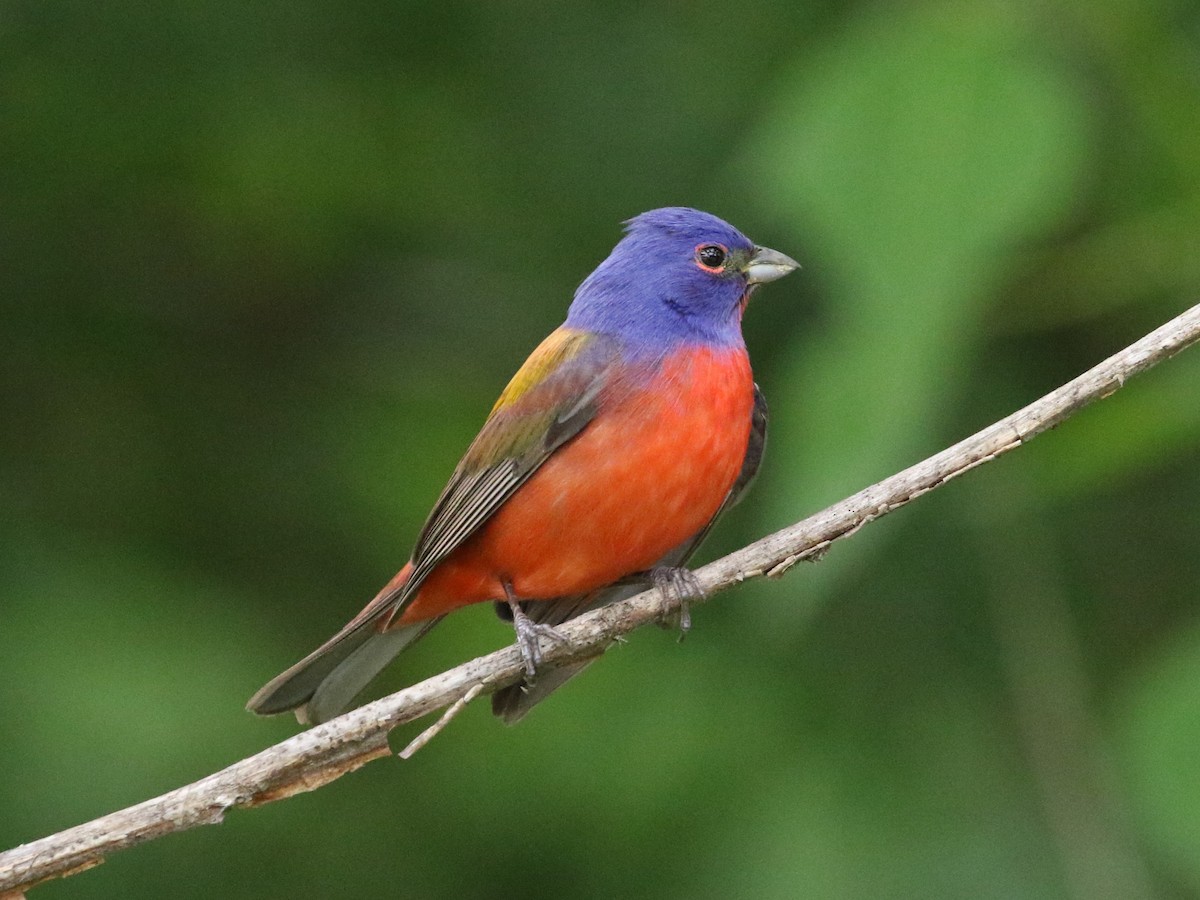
2 301 1199 898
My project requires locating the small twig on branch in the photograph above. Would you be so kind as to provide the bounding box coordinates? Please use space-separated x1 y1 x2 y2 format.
398 682 484 759
2 301 1199 897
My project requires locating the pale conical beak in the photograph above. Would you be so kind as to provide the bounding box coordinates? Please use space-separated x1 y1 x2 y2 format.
744 245 800 285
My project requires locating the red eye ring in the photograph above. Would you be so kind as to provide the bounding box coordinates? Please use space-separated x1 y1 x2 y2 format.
694 243 728 273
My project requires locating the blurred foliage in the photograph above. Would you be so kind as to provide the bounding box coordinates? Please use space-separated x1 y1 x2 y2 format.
3 0 1200 897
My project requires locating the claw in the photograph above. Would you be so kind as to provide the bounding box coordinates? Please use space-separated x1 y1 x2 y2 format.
504 588 571 681
650 566 705 640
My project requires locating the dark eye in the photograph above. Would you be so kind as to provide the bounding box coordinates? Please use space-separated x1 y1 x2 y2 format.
695 243 728 271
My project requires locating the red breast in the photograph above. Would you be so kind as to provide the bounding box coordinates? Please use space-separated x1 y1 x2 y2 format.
396 345 753 623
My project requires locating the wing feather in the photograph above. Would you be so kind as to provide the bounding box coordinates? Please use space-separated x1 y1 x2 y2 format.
375 327 617 626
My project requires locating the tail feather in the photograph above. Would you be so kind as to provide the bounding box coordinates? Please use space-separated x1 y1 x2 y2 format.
302 620 438 724
247 619 439 724
246 624 375 717
249 561 443 723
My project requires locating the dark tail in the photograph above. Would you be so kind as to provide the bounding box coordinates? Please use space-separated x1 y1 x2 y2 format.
248 562 441 724
247 619 440 724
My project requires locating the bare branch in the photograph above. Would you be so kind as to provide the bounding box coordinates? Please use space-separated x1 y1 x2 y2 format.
2 301 1198 896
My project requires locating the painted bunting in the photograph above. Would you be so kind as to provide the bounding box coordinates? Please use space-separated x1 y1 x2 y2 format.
247 207 798 725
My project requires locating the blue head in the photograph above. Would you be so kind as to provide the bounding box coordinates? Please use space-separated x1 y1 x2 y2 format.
566 207 798 350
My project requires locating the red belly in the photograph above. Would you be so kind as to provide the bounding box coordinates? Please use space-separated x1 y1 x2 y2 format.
397 346 752 622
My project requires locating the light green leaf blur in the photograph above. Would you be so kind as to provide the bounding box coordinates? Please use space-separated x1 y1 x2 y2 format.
1117 623 1200 895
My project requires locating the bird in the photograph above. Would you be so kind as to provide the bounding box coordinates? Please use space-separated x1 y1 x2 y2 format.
246 207 798 725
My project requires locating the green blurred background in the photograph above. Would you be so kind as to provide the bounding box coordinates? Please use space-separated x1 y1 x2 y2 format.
4 0 1200 897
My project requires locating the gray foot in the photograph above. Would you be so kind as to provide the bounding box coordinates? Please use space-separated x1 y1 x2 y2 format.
504 593 571 680
650 566 705 637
